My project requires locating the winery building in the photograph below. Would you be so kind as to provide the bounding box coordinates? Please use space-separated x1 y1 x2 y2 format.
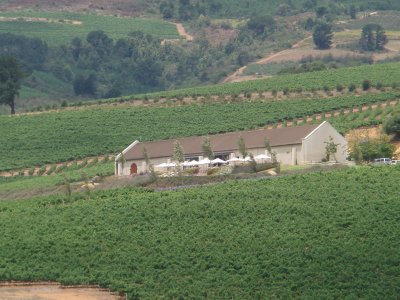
115 121 348 176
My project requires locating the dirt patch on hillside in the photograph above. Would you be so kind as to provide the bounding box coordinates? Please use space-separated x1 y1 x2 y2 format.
203 26 238 46
0 283 123 300
175 23 193 41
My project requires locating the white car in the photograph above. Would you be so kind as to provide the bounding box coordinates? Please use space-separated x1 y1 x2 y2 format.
374 158 392 165
391 160 400 165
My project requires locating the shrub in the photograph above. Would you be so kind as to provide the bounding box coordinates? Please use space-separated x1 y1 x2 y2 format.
207 168 219 176
28 167 35 176
383 114 400 139
283 87 289 95
348 83 356 92
183 167 199 175
376 82 384 90
336 84 344 92
37 165 47 176
362 79 371 91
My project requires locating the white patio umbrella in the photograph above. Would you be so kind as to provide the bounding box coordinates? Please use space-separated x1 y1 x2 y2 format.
211 158 227 164
198 158 211 165
182 160 199 167
255 154 271 161
164 162 178 167
155 162 169 168
227 157 244 162
188 160 200 166
181 161 191 167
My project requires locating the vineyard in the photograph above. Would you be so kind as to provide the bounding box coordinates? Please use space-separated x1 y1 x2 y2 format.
1 92 399 171
0 166 399 298
0 162 114 195
117 62 400 101
0 11 179 46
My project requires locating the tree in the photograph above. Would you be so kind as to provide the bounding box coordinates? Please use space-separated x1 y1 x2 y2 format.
349 132 395 162
86 30 113 58
247 15 276 38
173 140 185 163
360 24 388 51
264 137 272 155
0 56 24 115
238 136 247 158
117 152 126 171
313 23 333 49
202 136 214 159
73 73 97 97
383 114 400 139
304 17 314 30
143 146 157 180
159 1 175 19
316 6 328 18
349 5 357 19
324 136 339 161
276 4 291 16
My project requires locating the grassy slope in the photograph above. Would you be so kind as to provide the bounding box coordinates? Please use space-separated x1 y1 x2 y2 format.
0 11 179 46
0 92 398 171
0 166 399 298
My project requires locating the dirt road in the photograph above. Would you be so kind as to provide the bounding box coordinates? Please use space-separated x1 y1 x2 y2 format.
175 23 193 41
221 36 311 83
0 284 122 300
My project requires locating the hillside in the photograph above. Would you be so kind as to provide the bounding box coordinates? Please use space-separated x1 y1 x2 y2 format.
1 0 400 111
1 89 399 171
128 62 400 100
1 0 400 17
0 166 399 298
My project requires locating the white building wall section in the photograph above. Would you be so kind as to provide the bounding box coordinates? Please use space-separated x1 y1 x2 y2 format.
302 121 348 163
272 144 303 165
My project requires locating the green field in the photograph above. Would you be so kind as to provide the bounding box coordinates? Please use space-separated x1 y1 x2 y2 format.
0 11 179 46
0 166 399 298
119 62 400 101
1 92 398 171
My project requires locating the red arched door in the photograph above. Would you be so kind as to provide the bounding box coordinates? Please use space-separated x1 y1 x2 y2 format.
130 163 138 175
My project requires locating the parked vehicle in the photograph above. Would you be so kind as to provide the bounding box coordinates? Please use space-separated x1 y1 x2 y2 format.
374 158 392 165
391 160 400 165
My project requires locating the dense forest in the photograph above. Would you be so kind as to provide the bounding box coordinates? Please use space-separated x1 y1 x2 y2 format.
0 13 299 108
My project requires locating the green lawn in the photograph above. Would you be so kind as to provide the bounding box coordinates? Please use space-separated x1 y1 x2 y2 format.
0 11 179 46
0 166 399 298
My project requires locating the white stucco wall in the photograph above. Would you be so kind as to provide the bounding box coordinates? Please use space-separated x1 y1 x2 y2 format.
302 121 348 163
272 144 304 165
